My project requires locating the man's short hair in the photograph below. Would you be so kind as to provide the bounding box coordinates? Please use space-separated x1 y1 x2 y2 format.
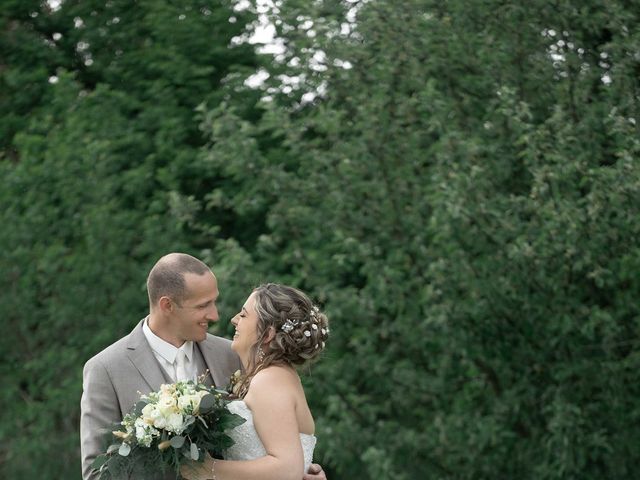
147 253 210 306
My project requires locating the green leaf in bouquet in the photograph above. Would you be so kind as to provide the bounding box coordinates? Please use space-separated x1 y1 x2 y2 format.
132 400 148 416
197 416 208 428
214 435 235 451
217 411 246 430
183 415 195 430
170 435 185 448
91 454 109 470
118 443 131 456
190 442 199 460
198 393 216 413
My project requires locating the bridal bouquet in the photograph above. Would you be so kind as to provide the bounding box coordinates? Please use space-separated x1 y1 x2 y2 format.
92 380 245 479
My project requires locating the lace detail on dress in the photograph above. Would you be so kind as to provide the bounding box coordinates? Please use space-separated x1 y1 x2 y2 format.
225 400 316 473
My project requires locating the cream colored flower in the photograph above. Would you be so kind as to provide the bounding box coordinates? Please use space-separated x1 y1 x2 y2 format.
178 393 201 412
157 394 177 416
160 383 176 395
142 405 167 429
166 412 184 433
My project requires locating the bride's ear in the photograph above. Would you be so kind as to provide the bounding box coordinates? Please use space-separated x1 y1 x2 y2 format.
263 326 276 344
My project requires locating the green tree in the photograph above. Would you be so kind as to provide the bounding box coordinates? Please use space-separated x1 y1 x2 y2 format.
0 1 260 477
195 1 640 478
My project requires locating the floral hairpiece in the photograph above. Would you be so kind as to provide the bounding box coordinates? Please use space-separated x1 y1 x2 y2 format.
281 318 298 333
281 306 322 334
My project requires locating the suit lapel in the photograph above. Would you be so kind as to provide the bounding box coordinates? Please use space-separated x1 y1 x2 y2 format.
125 320 167 392
197 339 227 389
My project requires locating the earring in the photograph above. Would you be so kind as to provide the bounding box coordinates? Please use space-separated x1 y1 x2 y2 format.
257 346 265 362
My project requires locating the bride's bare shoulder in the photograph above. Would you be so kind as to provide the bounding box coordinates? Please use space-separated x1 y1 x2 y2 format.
253 365 299 386
245 366 300 401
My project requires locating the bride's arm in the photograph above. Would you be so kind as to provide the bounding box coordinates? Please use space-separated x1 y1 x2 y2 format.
183 367 305 480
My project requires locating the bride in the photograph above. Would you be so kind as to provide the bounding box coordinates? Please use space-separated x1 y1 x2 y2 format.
181 283 330 480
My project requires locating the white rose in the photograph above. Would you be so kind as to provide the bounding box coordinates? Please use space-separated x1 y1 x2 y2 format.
141 404 158 424
153 414 167 430
177 395 193 412
157 394 177 416
178 393 202 413
166 413 184 434
190 394 204 412
143 406 167 429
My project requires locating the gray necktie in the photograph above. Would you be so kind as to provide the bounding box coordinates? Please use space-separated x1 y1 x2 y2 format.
175 349 188 382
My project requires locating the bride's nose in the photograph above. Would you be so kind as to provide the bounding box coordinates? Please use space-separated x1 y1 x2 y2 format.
230 315 238 326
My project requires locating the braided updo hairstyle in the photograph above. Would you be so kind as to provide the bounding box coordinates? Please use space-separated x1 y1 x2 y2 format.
234 283 329 398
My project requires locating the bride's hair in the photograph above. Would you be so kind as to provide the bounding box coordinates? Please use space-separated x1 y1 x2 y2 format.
235 283 329 398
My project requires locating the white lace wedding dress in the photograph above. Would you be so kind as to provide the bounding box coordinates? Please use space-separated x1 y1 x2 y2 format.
225 400 317 473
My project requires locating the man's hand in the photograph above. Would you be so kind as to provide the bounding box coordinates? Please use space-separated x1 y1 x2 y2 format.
304 463 327 480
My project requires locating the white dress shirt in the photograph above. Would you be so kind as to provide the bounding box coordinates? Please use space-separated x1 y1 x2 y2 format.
142 317 197 382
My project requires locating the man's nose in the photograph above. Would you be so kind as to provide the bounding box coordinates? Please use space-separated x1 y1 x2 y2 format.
207 306 219 322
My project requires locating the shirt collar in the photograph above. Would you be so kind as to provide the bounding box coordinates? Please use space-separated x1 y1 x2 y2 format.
143 317 194 364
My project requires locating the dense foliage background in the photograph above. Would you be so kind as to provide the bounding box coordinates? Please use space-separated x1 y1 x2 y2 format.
2 1 639 478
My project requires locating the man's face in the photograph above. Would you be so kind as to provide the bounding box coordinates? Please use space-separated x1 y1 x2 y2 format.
170 271 219 343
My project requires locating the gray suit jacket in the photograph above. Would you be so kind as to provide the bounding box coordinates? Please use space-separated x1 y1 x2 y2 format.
80 320 241 480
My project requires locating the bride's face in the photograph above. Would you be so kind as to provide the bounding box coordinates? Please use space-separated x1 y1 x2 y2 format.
230 292 260 365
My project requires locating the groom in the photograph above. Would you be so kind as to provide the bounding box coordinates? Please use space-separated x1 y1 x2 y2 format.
80 253 327 480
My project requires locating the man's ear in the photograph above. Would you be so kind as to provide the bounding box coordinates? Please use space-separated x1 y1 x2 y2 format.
159 296 173 313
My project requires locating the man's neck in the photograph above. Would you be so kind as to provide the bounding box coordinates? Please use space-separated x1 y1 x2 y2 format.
146 313 185 348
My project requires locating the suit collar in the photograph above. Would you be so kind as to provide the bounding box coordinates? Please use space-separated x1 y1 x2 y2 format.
126 320 229 390
125 320 167 392
142 316 195 363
